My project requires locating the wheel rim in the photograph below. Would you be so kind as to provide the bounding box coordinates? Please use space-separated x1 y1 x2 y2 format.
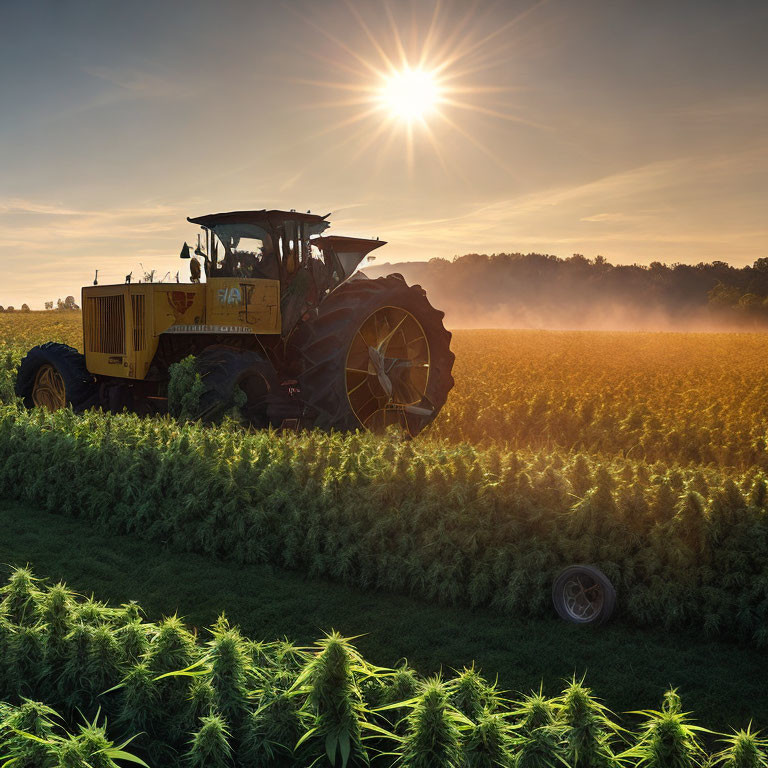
345 306 431 433
561 574 604 622
32 364 67 411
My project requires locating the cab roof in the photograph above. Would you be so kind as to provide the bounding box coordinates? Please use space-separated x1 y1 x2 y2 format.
187 209 330 229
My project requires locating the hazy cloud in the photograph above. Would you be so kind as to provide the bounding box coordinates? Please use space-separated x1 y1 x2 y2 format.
372 145 768 261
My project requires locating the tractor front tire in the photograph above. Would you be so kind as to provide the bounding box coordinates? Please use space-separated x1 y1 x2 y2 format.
193 345 279 427
290 274 454 435
15 342 98 412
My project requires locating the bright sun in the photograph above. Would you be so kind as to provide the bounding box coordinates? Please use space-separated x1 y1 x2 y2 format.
381 68 440 120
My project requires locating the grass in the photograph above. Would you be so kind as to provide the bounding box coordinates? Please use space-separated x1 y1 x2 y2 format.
1 499 763 731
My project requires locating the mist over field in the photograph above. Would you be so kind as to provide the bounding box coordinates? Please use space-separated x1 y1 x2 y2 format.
365 253 768 331
440 303 722 333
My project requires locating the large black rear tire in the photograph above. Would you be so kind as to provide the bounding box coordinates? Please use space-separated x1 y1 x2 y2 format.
15 342 98 412
290 274 454 435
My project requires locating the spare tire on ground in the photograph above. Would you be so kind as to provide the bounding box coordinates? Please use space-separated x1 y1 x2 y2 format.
552 564 616 625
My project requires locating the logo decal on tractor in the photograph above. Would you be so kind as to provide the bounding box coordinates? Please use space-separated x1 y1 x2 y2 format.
168 291 196 316
217 286 242 305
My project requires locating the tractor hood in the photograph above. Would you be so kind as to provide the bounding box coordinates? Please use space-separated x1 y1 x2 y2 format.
313 235 387 280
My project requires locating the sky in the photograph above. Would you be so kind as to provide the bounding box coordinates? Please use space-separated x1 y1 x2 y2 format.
1 0 767 307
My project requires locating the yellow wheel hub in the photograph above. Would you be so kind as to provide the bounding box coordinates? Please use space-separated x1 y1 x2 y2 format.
32 364 67 411
345 306 431 433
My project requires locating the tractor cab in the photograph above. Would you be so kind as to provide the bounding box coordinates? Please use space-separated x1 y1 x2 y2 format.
183 209 386 295
186 210 329 282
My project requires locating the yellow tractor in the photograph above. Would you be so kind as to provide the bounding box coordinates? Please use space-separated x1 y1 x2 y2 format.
16 209 454 435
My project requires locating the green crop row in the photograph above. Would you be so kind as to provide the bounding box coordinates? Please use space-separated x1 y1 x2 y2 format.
0 404 766 647
2 566 766 768
4 314 768 469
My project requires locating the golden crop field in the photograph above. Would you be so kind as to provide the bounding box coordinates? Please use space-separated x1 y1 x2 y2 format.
435 329 768 468
3 311 768 468
0 311 82 349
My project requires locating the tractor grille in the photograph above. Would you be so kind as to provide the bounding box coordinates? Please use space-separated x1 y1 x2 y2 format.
131 295 146 351
84 295 125 355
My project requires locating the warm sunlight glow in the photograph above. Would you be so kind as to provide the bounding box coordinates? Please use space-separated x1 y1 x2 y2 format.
292 1 535 172
381 69 440 120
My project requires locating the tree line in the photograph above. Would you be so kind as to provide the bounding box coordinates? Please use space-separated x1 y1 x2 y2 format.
0 296 79 313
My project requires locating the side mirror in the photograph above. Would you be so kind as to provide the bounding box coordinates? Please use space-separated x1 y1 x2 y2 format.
179 242 192 259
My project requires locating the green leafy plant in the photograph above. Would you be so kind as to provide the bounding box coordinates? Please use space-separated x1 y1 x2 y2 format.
449 665 500 721
187 712 233 768
556 678 621 768
461 709 513 768
1 396 767 645
623 689 711 768
0 703 149 768
167 355 205 421
513 688 556 733
292 632 387 768
395 677 469 768
712 726 768 768
510 722 566 768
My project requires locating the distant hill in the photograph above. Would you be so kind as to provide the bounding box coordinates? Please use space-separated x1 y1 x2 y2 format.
364 253 768 330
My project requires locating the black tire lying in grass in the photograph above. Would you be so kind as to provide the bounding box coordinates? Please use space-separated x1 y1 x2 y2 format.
15 342 98 412
194 344 280 427
290 273 455 436
552 564 616 625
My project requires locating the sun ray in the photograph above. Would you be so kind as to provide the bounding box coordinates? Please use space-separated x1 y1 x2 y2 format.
297 45 390 83
440 98 551 129
430 0 550 76
434 110 517 175
440 83 519 95
348 117 399 162
383 1 411 71
421 1 486 74
405 121 415 175
420 120 452 177
343 0 400 75
288 6 388 80
286 78 381 94
297 105 386 142
418 0 443 69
